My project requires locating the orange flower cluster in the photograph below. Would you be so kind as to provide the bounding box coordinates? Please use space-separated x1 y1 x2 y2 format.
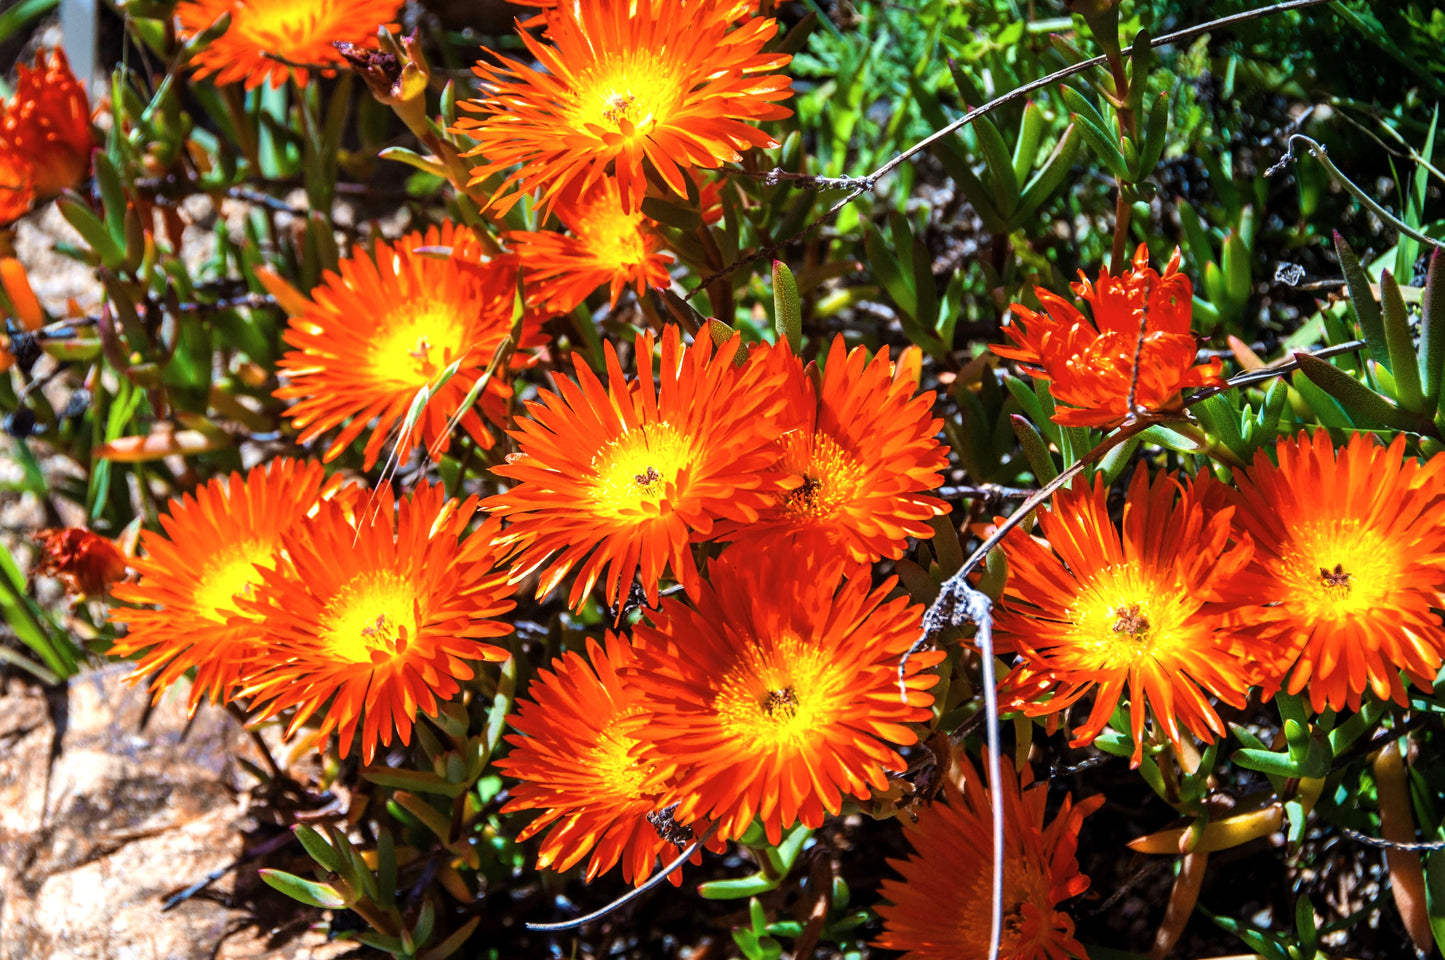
485 324 950 610
501 546 944 884
488 322 952 880
109 322 951 885
995 430 1445 764
0 49 93 222
108 460 517 765
993 244 1224 427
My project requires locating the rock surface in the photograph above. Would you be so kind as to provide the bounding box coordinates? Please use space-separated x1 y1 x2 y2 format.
0 666 364 960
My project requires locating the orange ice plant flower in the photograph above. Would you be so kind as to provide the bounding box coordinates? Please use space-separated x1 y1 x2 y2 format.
875 753 1103 960
1228 430 1445 712
452 0 793 216
994 467 1259 766
108 459 327 710
497 633 716 886
716 335 950 563
238 482 515 765
629 545 944 844
271 222 535 471
993 244 1224 428
0 49 92 197
486 324 789 610
177 0 404 89
508 178 673 314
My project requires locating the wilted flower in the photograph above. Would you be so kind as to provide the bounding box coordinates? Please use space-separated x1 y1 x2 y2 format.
992 244 1224 427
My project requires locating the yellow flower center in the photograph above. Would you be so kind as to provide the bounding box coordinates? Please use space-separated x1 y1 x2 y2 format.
583 710 653 799
192 539 274 621
371 300 468 391
575 203 651 271
320 571 422 663
569 55 685 139
1063 562 1196 670
958 854 1055 955
589 423 693 519
1274 519 1398 622
714 632 843 751
777 430 866 521
230 0 338 44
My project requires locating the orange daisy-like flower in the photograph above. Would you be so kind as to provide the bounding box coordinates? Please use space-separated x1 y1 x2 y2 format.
108 459 327 710
32 528 128 598
452 0 793 216
177 0 404 90
992 244 1224 428
272 222 534 471
0 49 92 197
1229 430 1445 712
629 545 944 844
508 178 673 314
486 324 788 610
497 633 714 886
875 753 1103 960
239 482 515 765
994 467 1258 766
716 335 950 563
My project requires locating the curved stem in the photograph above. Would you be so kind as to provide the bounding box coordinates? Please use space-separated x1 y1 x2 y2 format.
524 822 721 933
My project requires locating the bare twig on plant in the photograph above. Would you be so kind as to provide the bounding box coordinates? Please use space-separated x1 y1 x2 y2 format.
523 822 721 932
692 0 1336 299
1267 134 1445 251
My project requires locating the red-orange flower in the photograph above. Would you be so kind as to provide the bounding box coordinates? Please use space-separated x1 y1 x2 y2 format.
271 222 535 471
239 482 515 765
452 0 793 216
32 528 128 598
875 752 1102 960
497 633 714 886
508 178 673 314
992 244 1223 427
177 0 404 89
486 324 788 610
108 459 327 710
1228 430 1445 712
716 335 949 563
995 467 1259 766
0 49 92 197
629 545 944 844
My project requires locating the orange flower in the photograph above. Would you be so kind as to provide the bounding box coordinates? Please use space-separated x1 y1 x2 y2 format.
272 222 533 471
507 178 673 314
486 324 788 610
0 49 92 197
629 545 944 844
497 633 714 886
994 467 1258 766
1228 430 1445 712
108 459 327 710
451 0 793 216
239 482 515 765
875 753 1102 960
716 335 949 563
992 245 1224 427
177 0 403 89
32 528 128 598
